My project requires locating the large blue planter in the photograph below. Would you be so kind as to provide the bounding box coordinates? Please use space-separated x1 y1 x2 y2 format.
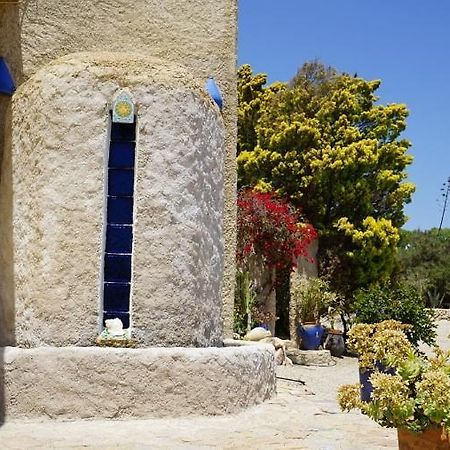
359 362 395 402
298 323 325 350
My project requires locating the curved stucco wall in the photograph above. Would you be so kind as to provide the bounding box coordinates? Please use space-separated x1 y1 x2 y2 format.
3 345 276 420
9 53 225 347
0 1 237 340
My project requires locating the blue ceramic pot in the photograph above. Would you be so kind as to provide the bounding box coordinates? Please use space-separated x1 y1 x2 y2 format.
359 362 396 402
298 323 325 350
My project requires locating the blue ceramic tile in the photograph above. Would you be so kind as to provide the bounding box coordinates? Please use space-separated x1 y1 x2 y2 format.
107 196 133 224
103 282 130 312
110 121 136 142
106 225 133 254
108 141 135 168
104 253 132 282
108 168 134 197
103 311 130 329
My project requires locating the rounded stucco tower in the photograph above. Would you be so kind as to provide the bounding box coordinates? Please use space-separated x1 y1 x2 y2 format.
8 53 225 347
0 1 276 421
0 0 238 346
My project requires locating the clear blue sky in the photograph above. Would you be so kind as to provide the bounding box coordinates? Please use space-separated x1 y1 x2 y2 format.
238 0 450 230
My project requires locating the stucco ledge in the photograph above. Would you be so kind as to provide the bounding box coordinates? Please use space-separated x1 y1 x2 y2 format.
1 345 276 420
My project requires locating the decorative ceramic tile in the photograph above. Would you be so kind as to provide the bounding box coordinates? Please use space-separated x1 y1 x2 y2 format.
104 253 132 282
108 168 134 197
110 121 136 142
112 91 135 124
108 141 135 168
107 196 134 224
103 282 131 312
105 224 133 254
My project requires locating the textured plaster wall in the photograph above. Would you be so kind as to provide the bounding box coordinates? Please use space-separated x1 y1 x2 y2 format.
3 345 276 419
14 0 238 338
8 53 224 347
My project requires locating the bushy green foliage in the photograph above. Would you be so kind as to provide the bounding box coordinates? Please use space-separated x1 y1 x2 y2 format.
396 228 450 307
353 284 436 346
237 61 414 294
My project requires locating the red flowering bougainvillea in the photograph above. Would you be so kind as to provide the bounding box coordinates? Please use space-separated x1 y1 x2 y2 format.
237 189 317 271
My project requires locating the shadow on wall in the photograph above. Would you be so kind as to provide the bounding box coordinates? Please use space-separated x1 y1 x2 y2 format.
0 92 16 429
0 106 14 429
0 1 24 176
0 2 23 426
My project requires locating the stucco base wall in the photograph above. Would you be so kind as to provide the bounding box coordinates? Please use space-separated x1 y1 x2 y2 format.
3 345 276 420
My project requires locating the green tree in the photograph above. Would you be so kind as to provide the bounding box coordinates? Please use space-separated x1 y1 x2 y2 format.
237 62 415 294
396 228 450 307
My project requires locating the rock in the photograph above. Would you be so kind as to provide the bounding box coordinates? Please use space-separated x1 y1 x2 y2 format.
286 349 333 366
244 327 272 341
284 340 298 350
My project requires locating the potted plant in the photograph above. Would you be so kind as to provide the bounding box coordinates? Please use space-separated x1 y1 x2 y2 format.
338 327 450 449
324 298 346 357
346 320 413 401
291 277 335 350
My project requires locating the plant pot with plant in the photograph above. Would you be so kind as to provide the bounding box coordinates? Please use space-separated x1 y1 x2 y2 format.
338 326 450 449
291 278 336 350
323 299 347 357
346 320 413 401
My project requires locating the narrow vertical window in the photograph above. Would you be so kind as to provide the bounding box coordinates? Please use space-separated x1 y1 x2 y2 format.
103 92 136 329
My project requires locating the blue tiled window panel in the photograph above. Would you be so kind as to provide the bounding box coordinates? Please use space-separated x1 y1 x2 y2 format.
110 121 136 142
103 117 136 329
108 141 135 168
103 311 130 329
105 224 133 254
107 196 133 225
108 168 134 197
103 282 131 312
104 253 132 282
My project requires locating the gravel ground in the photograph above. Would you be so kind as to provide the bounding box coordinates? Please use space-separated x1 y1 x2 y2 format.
0 321 449 450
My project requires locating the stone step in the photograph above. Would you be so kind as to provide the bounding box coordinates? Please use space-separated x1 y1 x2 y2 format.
286 349 333 366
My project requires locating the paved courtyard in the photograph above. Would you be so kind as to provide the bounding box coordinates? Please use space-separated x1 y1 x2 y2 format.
1 321 449 450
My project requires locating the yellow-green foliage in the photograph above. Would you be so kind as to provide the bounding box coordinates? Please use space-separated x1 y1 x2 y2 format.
237 62 415 292
338 346 450 435
336 216 400 285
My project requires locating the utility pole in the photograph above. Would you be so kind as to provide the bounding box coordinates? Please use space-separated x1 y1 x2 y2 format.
438 177 450 232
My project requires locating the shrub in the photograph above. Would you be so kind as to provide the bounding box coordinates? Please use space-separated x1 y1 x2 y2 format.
353 283 436 346
236 189 317 271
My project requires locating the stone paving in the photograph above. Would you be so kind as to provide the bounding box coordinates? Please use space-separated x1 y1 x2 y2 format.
1 321 449 450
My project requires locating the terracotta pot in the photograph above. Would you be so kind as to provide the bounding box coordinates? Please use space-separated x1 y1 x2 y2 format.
397 427 450 450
